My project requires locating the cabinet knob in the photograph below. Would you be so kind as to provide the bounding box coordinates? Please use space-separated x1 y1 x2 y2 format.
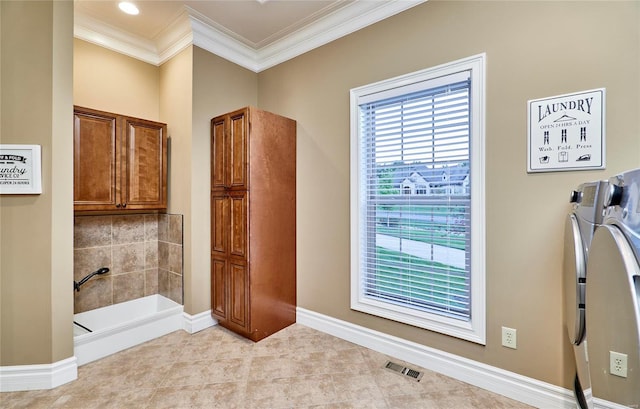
122 203 127 208
116 203 121 208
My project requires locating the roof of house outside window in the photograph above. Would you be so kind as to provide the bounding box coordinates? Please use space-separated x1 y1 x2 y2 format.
378 162 469 189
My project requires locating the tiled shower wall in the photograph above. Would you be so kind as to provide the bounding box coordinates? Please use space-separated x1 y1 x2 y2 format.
74 214 183 313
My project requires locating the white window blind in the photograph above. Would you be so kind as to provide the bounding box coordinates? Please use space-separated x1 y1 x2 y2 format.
350 54 485 344
360 75 471 319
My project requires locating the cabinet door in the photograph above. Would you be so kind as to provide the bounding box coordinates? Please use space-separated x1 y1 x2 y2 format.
211 256 227 320
229 191 248 259
228 110 248 189
122 117 167 210
211 116 227 190
229 262 249 329
211 192 229 256
73 109 119 210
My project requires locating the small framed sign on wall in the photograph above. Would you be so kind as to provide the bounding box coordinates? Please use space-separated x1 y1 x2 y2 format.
527 88 605 173
0 145 42 194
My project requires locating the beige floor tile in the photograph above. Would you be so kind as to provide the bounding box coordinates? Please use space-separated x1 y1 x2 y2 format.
244 377 297 408
330 372 385 401
274 374 338 407
143 384 203 409
195 382 248 408
0 392 60 409
248 353 298 381
1 323 535 409
161 357 250 388
49 388 156 409
306 400 390 409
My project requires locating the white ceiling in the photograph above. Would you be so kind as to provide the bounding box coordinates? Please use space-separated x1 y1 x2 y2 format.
74 0 426 72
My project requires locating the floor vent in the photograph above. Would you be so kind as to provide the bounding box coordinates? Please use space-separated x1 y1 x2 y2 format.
384 360 424 381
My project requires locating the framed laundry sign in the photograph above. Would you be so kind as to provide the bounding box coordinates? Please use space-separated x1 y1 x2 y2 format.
527 88 605 173
0 145 42 194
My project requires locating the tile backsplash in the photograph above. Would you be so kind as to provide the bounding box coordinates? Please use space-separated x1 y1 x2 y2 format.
74 214 183 313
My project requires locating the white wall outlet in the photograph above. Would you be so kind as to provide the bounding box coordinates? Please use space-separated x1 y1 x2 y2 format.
502 326 517 349
610 351 628 378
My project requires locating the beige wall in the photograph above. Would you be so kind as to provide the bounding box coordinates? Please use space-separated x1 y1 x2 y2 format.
188 46 257 313
74 39 160 121
258 0 640 387
0 1 74 365
159 46 194 311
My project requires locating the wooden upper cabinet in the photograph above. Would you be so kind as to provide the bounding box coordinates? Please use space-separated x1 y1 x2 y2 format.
73 106 167 212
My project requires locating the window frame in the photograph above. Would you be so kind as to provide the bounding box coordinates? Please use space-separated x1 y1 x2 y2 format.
349 54 486 344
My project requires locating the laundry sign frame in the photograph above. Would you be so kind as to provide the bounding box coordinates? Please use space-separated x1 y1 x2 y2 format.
527 88 605 173
0 144 42 194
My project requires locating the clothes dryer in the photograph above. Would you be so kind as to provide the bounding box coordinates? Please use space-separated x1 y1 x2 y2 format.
563 181 608 409
585 169 640 407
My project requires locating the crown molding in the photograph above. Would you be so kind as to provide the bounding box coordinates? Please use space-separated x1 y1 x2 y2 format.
188 9 260 72
74 0 427 72
74 11 160 65
255 0 425 72
155 8 194 64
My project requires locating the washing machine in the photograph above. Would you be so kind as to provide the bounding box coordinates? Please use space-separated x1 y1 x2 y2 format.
585 169 640 407
564 180 608 409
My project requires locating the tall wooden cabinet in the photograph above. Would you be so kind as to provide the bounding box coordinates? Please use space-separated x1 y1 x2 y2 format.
210 107 296 342
73 106 167 212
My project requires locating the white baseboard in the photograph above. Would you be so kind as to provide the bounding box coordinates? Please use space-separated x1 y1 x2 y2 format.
183 309 217 334
593 398 636 409
0 356 77 392
297 307 576 408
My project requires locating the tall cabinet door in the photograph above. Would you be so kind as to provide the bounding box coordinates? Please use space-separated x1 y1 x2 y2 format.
122 117 167 210
228 191 249 329
211 191 229 320
73 109 119 209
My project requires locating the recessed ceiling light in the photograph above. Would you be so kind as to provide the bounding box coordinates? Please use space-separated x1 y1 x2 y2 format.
118 2 139 15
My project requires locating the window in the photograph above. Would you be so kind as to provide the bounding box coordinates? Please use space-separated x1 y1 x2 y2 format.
350 54 486 344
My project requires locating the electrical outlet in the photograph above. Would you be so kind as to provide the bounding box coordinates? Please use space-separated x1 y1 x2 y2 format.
610 351 628 378
502 326 517 349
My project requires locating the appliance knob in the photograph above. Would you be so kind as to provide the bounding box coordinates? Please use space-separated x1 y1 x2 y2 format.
569 190 581 203
605 184 624 207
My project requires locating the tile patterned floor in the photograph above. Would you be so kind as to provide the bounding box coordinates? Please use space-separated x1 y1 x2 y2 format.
2 324 533 408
